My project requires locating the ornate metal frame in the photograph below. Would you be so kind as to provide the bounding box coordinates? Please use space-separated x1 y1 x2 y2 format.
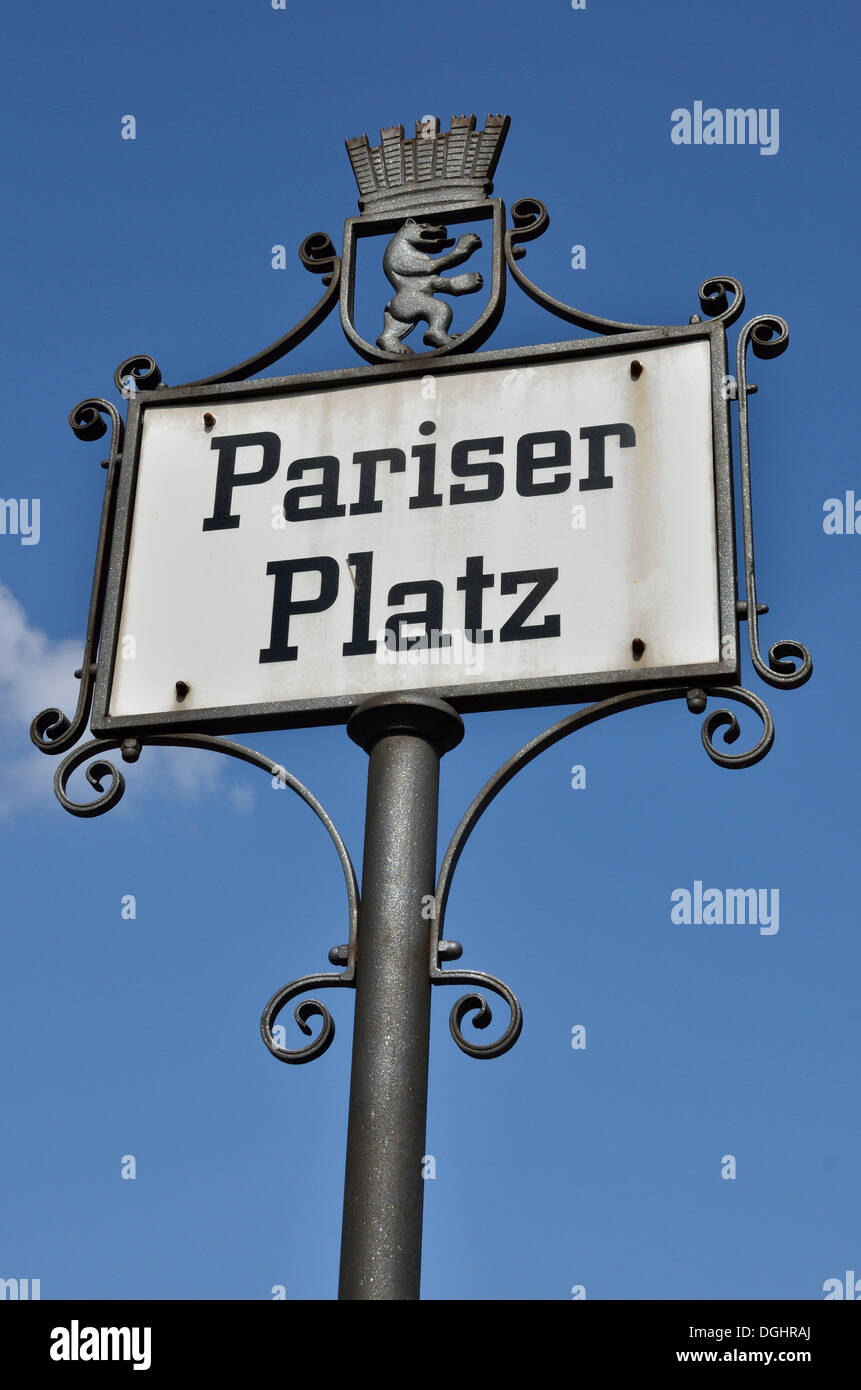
32 135 811 1066
88 319 739 738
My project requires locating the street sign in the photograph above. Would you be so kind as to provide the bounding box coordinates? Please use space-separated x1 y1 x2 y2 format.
33 107 810 1304
91 324 737 735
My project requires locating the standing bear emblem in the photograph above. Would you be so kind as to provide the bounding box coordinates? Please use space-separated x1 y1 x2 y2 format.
376 218 483 355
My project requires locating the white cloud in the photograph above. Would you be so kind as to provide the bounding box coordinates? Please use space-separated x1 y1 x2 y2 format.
228 783 255 816
0 582 82 816
0 583 250 819
0 581 82 727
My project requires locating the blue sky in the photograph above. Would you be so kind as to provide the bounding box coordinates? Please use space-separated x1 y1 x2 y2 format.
1 0 858 1300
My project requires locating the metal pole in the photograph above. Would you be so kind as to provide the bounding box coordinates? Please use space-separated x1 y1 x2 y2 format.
338 694 464 1300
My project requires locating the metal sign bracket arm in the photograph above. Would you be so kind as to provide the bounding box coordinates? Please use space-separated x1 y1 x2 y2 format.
50 730 360 1066
430 682 777 1060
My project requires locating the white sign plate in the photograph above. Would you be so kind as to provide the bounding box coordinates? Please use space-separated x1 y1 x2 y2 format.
93 332 737 733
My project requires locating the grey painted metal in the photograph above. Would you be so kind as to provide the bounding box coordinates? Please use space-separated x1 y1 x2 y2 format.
29 398 125 755
374 220 484 354
339 695 463 1300
734 315 812 688
504 197 747 335
345 114 510 215
339 115 510 361
339 200 506 363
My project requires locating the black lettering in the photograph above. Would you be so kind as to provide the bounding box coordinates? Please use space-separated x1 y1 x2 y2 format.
202 432 281 532
283 457 347 522
456 555 494 644
350 449 406 516
449 438 504 505
409 422 443 510
578 423 636 492
342 551 376 656
516 430 571 496
259 556 339 663
386 580 450 652
499 568 560 642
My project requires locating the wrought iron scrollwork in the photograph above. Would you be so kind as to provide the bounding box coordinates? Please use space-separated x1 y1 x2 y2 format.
430 683 776 1059
52 732 359 1065
504 197 745 334
685 685 774 768
53 736 129 816
109 236 340 398
696 276 746 329
260 747 358 1065
114 355 163 394
171 233 341 389
33 230 342 753
430 960 523 1061
29 399 124 756
735 315 812 689
51 684 770 1069
260 967 355 1066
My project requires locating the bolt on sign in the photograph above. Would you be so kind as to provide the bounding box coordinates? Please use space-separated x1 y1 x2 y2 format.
84 113 744 738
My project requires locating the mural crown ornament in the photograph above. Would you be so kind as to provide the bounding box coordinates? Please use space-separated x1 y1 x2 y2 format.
345 112 511 214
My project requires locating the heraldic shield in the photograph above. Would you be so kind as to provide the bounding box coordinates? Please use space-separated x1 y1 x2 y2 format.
340 114 509 364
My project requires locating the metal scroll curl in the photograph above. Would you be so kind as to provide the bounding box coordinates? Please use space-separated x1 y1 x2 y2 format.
430 963 523 1061
52 733 359 1064
685 685 774 769
29 399 124 756
114 355 163 395
735 314 812 689
260 969 355 1066
53 736 129 817
504 197 745 334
